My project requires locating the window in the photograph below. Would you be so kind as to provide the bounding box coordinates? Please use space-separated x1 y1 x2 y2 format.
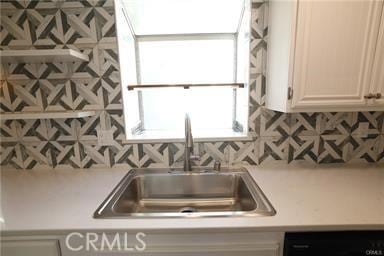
115 0 251 141
139 37 235 84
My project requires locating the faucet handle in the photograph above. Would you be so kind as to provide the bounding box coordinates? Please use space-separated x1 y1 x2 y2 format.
190 155 201 161
213 161 221 172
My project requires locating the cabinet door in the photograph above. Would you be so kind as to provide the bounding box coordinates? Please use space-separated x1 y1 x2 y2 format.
1 240 60 256
369 4 384 106
291 0 383 110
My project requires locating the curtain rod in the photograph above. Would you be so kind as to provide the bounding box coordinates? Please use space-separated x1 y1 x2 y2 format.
127 83 244 91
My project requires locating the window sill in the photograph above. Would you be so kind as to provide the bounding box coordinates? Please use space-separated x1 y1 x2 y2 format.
123 129 254 144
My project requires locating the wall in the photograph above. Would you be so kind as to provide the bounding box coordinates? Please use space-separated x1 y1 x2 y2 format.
0 0 383 169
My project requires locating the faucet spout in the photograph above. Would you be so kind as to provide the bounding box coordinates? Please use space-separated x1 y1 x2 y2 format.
184 114 199 172
185 114 193 148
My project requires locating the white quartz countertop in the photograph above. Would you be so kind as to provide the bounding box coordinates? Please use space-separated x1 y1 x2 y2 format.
1 163 383 235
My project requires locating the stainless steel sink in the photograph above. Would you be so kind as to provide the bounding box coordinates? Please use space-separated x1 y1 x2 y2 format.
94 168 276 218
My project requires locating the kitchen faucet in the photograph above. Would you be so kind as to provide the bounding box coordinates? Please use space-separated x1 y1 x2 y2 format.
184 114 200 172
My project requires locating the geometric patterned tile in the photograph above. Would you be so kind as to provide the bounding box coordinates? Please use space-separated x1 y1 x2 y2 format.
248 75 264 133
377 112 384 134
168 143 184 167
318 135 349 164
81 140 113 168
39 79 74 111
228 141 258 166
0 0 110 11
4 64 39 80
288 135 319 163
248 75 263 133
0 120 19 142
16 119 48 142
0 7 69 47
250 2 267 75
107 110 126 140
113 142 140 168
61 7 98 45
248 1 267 135
1 119 48 143
0 141 51 169
100 48 119 74
21 141 51 169
139 144 170 168
258 136 289 164
319 112 352 135
1 1 383 169
76 113 100 141
0 9 33 47
113 143 171 169
72 79 105 110
71 46 101 79
5 62 72 80
350 112 381 137
101 77 123 110
24 8 65 46
9 80 44 112
59 1 115 10
100 72 122 111
0 80 17 112
48 141 84 168
290 113 323 136
376 135 384 162
46 119 78 142
0 64 6 81
345 135 380 163
0 2 19 11
0 142 24 169
37 62 73 80
93 6 116 41
199 142 229 167
257 108 291 137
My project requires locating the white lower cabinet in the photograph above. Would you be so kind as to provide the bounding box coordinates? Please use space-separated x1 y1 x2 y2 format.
2 231 284 256
1 239 61 256
60 231 283 256
62 245 279 256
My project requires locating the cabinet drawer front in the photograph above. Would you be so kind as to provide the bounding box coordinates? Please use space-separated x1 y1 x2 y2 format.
142 244 279 256
62 240 279 256
1 240 60 256
93 244 279 256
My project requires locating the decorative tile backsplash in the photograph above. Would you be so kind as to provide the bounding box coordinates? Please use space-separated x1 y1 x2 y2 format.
0 0 383 169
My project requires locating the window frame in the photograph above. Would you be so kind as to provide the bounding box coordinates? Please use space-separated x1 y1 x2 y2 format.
115 0 252 143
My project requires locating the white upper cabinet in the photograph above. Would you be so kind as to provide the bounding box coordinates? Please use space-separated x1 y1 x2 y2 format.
266 0 384 112
369 9 384 106
292 1 382 109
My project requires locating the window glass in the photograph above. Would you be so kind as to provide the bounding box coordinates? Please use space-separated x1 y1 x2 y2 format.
138 38 235 84
142 87 234 131
124 0 244 35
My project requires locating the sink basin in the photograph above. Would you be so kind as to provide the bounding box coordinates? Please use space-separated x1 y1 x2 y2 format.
94 168 276 218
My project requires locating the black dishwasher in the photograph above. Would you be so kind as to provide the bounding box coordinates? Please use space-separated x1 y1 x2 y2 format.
284 231 384 256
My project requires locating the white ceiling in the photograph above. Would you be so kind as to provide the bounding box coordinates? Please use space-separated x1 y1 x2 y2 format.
122 0 245 35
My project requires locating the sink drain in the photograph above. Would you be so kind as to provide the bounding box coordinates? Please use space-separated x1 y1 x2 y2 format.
179 207 198 213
